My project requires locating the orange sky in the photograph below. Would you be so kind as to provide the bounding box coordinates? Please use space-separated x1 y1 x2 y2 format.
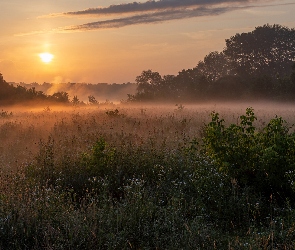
0 0 294 84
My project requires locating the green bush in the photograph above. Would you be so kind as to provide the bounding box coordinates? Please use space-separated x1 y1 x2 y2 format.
13 108 295 248
202 107 295 204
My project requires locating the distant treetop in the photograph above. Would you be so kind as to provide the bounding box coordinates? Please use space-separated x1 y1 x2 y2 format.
223 24 295 78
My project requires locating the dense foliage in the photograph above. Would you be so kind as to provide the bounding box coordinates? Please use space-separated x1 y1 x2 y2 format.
224 24 295 78
130 24 295 102
1 24 295 105
203 107 295 203
0 73 70 105
0 107 295 249
13 81 136 104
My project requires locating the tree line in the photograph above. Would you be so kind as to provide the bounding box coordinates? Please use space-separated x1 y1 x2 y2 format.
0 74 71 105
129 24 295 102
0 74 135 105
1 24 295 104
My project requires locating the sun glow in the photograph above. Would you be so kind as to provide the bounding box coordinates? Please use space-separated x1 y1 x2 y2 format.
39 52 54 63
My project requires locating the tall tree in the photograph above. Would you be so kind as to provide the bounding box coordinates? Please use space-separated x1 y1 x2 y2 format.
51 92 69 103
195 51 232 82
88 95 98 104
291 62 295 84
72 95 80 106
135 70 162 99
224 24 295 78
0 73 15 101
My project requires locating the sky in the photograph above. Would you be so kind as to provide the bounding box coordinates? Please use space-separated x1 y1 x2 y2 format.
0 0 294 84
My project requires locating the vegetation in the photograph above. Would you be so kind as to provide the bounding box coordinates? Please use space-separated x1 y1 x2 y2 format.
0 109 13 118
1 24 295 105
203 107 295 204
1 23 295 248
0 105 295 249
10 81 136 105
130 24 295 102
0 73 71 105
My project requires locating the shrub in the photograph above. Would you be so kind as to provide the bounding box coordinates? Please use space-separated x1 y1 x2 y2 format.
3 107 295 249
0 109 13 118
202 107 295 204
105 109 119 117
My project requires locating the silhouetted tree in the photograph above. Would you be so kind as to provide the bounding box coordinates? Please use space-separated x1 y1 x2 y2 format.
212 75 245 99
0 73 14 99
135 70 162 100
88 95 97 104
0 73 74 104
160 74 177 99
175 69 209 100
195 51 232 82
224 24 295 78
291 62 295 85
72 95 80 106
51 92 69 103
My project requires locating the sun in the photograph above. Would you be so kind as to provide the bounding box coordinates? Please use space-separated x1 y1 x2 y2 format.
39 52 54 63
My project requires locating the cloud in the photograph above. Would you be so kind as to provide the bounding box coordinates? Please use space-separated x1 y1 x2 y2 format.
62 6 234 31
59 0 247 16
18 0 295 35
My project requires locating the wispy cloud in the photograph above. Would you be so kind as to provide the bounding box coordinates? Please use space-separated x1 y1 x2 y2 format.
18 0 295 35
63 6 234 31
58 0 247 16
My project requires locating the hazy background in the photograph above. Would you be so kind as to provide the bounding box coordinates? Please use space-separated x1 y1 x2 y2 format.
1 0 294 85
11 82 137 103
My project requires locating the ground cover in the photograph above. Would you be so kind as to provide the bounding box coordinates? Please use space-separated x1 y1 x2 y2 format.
0 102 295 249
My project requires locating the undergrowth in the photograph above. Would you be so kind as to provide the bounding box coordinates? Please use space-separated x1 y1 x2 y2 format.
0 107 295 249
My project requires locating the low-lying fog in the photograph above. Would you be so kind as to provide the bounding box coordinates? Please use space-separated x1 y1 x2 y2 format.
1 101 294 172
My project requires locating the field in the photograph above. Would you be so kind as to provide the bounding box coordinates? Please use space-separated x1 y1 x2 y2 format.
1 102 295 249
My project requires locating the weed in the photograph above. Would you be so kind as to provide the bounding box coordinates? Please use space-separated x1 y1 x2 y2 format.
0 109 13 118
105 108 119 116
175 103 185 112
0 105 295 249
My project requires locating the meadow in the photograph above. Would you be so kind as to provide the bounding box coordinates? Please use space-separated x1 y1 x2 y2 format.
0 102 295 249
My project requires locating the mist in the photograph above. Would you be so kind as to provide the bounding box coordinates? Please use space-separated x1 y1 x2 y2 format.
10 81 137 104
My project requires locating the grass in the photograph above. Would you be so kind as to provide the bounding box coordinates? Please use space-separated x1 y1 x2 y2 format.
0 103 295 249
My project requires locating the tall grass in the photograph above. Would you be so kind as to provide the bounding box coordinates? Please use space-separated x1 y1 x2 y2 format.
0 103 295 249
